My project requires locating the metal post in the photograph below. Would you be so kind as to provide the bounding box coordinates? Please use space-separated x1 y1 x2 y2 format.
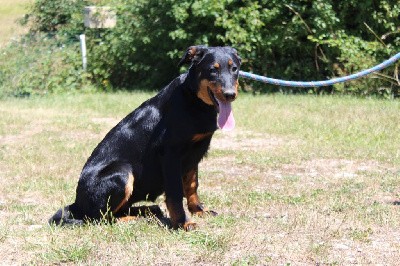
79 34 87 71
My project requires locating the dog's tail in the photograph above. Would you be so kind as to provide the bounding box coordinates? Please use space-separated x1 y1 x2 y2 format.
48 203 84 226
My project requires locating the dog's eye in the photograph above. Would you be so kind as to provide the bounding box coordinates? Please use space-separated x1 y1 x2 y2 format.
210 68 218 75
232 66 238 72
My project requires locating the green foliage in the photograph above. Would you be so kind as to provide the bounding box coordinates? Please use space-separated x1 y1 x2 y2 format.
0 35 91 97
23 0 89 37
0 0 92 97
307 1 400 97
88 0 400 96
2 0 400 97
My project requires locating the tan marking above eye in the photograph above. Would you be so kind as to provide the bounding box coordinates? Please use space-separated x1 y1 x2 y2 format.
214 63 220 69
228 59 233 66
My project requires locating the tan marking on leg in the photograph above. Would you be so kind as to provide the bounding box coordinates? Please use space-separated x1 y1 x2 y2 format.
183 168 217 217
183 169 202 214
165 197 187 229
113 173 134 213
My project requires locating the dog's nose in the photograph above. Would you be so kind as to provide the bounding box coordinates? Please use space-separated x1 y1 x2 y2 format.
223 91 236 101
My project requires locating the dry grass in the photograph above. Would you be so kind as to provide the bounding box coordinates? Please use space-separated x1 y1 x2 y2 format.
0 92 399 265
0 0 31 47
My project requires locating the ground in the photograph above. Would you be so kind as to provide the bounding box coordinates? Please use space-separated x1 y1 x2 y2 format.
0 92 399 265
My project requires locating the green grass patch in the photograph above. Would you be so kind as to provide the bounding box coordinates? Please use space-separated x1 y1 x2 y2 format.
42 241 94 264
0 92 399 264
0 0 29 46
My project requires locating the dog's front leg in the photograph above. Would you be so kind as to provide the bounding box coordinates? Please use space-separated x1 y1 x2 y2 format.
162 149 196 231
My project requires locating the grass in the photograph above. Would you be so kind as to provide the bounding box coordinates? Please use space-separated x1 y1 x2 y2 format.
0 92 399 264
0 0 30 46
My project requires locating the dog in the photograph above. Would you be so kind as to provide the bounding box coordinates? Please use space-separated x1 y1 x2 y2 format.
49 45 241 230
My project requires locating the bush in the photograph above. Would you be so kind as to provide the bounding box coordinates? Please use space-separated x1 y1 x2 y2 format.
88 0 400 97
0 0 92 97
0 34 91 97
4 0 400 97
23 0 89 37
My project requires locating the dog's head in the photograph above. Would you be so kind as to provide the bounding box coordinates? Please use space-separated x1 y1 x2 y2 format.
179 45 241 131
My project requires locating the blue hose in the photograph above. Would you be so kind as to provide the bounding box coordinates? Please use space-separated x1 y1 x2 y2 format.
239 52 400 87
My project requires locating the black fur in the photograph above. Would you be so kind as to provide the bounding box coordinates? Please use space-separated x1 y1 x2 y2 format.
49 46 241 230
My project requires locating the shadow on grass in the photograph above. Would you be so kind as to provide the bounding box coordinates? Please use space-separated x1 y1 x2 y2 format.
122 205 171 228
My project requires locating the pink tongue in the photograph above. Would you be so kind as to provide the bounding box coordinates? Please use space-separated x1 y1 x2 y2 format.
217 100 235 131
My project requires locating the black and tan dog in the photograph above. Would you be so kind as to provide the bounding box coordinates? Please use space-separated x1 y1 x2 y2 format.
49 46 241 230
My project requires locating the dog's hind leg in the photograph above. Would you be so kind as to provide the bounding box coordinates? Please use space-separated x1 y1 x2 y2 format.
72 164 135 222
112 173 134 214
183 167 217 217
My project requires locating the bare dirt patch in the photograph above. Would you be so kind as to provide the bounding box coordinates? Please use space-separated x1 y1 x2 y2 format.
210 130 286 151
271 158 398 179
91 117 120 127
0 120 49 144
197 130 400 264
206 130 398 184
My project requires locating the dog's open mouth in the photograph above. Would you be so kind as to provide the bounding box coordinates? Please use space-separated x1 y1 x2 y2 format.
207 87 219 113
207 87 235 131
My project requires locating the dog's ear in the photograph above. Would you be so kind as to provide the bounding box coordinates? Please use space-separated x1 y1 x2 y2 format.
178 45 208 67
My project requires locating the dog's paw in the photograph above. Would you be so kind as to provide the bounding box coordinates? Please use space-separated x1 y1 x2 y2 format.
193 210 218 217
116 216 138 223
189 203 218 217
183 221 198 231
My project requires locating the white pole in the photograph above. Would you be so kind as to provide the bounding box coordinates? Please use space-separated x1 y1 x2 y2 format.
79 34 87 71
